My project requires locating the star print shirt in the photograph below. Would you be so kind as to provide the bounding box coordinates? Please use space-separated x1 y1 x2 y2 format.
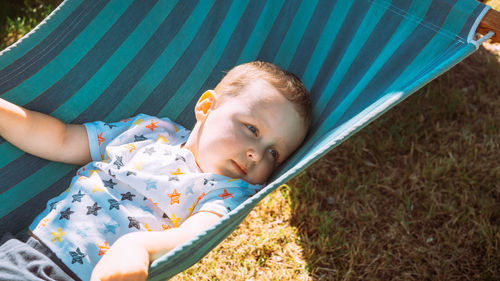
29 114 262 281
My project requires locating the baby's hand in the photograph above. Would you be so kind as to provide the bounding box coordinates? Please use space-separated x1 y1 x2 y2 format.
90 233 150 281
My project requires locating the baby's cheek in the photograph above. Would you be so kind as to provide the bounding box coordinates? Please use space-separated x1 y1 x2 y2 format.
254 163 273 184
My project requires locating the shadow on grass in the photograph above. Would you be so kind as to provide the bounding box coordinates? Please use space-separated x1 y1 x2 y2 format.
286 46 500 280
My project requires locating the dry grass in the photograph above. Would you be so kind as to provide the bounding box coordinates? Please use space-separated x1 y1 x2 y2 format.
2 1 499 280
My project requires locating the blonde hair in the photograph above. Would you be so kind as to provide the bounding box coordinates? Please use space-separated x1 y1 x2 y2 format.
214 61 312 127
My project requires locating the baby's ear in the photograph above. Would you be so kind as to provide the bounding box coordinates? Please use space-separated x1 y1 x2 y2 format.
194 90 216 121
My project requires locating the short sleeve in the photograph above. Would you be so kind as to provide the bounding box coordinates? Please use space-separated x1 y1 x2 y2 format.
193 180 262 217
84 114 148 161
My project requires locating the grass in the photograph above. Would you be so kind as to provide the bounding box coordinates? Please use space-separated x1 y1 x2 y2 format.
2 1 499 280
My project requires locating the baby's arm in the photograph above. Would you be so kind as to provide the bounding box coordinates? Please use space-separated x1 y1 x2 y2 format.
90 211 221 281
0 98 91 165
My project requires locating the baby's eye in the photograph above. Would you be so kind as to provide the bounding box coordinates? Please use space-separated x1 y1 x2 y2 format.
246 124 258 136
268 148 279 161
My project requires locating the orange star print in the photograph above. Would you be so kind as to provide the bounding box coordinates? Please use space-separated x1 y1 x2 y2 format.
218 189 234 200
97 132 105 146
146 120 159 131
97 241 110 256
168 189 181 205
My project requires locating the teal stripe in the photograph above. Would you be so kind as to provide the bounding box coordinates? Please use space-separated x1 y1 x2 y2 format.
51 0 177 121
307 19 469 162
318 0 425 120
274 0 318 69
439 0 479 42
399 44 477 101
236 0 284 64
2 0 133 105
160 0 250 119
311 1 386 121
0 162 74 217
301 0 433 155
387 28 466 97
106 0 215 121
301 0 354 90
0 0 83 69
0 143 23 170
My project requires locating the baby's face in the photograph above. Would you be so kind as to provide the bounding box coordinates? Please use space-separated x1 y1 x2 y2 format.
187 80 307 184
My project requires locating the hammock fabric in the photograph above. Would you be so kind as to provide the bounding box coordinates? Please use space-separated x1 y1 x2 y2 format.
0 0 494 279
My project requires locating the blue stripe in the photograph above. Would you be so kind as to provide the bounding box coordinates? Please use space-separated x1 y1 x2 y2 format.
0 161 76 217
159 0 252 119
175 0 268 127
288 0 337 78
454 1 484 39
0 142 23 169
133 0 232 116
309 0 372 108
300 0 354 92
310 0 455 146
256 0 302 62
105 0 214 122
72 0 202 123
0 0 110 94
0 155 50 194
273 0 318 69
51 0 177 122
1 0 133 106
235 0 285 64
315 0 410 125
23 0 157 114
0 170 75 234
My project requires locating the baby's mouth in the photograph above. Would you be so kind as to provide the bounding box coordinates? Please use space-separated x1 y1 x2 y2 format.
231 160 247 176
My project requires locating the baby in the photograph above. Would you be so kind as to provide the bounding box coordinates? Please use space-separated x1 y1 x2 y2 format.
0 61 312 281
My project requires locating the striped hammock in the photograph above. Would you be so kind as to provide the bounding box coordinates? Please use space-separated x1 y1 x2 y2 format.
0 0 493 279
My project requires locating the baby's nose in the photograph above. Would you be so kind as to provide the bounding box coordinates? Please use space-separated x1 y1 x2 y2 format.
246 148 263 162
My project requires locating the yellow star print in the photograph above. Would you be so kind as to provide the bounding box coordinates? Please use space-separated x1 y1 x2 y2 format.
145 224 153 232
170 213 181 227
188 202 196 215
227 178 239 183
156 135 168 143
92 185 103 193
126 143 136 153
133 119 144 125
170 168 184 175
50 227 66 242
37 218 49 229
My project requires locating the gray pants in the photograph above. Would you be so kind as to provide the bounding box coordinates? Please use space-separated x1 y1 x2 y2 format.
0 234 79 281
